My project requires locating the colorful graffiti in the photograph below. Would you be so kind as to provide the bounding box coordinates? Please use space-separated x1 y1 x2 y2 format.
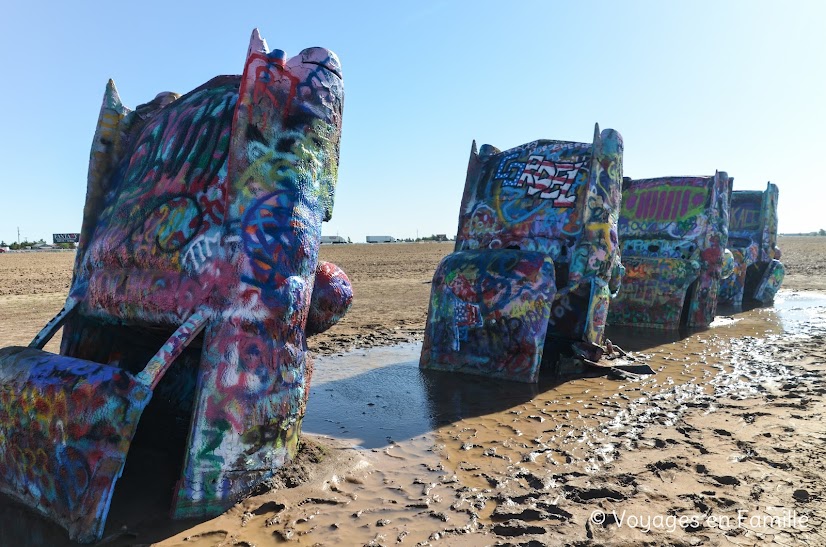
718 182 784 305
623 185 710 225
0 347 151 543
0 29 348 542
610 257 700 328
421 125 624 382
609 173 732 330
421 250 556 382
307 261 354 336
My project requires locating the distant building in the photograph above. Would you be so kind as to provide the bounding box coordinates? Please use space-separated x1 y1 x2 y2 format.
366 235 395 243
435 234 448 241
320 235 348 244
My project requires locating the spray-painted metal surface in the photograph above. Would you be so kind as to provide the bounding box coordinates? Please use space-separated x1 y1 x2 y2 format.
719 182 784 305
420 126 624 383
608 173 732 329
0 30 349 543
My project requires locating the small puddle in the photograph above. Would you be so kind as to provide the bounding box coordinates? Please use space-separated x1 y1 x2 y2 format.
305 290 826 452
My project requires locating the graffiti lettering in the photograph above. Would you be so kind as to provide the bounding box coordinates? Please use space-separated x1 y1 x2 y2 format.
547 293 574 327
183 233 222 273
465 317 525 357
517 155 585 206
623 186 707 223
729 200 761 232
493 151 525 187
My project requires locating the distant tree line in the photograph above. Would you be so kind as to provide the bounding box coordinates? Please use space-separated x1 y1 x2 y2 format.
0 239 76 250
392 235 455 243
781 230 826 236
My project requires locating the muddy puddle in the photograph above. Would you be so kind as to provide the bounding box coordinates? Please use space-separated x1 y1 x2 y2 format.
2 290 825 546
304 290 824 453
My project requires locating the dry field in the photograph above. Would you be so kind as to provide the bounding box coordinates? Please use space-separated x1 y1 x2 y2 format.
1 236 823 351
0 242 455 352
1 236 825 546
775 236 826 291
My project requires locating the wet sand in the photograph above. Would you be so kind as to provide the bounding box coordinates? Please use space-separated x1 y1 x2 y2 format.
1 237 825 545
153 293 826 547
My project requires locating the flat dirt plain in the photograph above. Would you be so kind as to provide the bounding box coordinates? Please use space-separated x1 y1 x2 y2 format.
2 238 825 353
0 236 825 546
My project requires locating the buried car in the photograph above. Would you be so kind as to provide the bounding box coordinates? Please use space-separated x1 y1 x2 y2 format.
608 172 733 330
0 30 351 543
420 125 624 383
718 182 785 306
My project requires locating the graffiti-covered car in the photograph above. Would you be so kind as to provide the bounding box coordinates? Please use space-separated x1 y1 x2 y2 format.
608 173 732 330
420 125 624 383
0 30 351 543
718 182 784 305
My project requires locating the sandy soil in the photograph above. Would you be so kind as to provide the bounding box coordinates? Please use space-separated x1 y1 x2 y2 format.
0 243 453 354
0 236 825 546
2 236 822 352
776 236 826 292
309 242 453 354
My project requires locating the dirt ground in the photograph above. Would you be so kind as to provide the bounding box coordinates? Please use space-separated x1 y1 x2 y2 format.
0 236 825 546
0 242 451 354
1 237 824 353
775 236 826 292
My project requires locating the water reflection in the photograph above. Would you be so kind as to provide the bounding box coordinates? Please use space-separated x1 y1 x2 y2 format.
305 290 826 450
304 349 560 448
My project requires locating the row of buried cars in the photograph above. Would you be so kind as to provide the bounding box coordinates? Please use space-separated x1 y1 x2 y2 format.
419 124 785 383
0 36 784 543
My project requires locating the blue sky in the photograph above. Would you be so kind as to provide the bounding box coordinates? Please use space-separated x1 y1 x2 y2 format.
1 0 823 245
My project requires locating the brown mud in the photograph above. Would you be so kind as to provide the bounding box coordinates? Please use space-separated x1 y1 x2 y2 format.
0 237 825 546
